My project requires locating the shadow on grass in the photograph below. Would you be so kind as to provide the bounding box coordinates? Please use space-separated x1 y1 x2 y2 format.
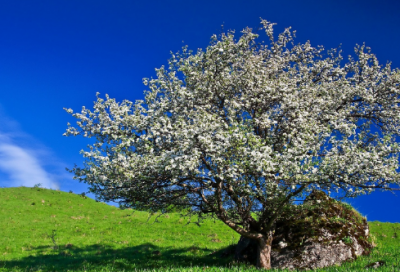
0 243 240 271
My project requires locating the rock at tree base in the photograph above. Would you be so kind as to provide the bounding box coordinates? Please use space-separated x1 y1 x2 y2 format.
234 191 374 270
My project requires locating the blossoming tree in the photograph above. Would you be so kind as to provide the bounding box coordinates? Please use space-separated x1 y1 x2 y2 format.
64 20 400 269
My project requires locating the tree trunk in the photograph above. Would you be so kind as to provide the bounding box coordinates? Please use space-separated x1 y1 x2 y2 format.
256 231 274 269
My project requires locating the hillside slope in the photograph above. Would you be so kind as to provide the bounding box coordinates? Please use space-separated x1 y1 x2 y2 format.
0 187 399 271
0 187 239 270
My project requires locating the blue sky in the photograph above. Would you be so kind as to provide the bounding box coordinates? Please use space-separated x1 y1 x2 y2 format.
0 0 399 222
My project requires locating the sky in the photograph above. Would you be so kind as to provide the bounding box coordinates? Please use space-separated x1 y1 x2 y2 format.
0 0 399 222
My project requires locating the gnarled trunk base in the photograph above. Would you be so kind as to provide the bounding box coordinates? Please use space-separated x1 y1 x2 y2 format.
257 232 274 269
235 232 274 269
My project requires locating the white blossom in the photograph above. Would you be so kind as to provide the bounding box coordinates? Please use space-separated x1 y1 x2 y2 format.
64 19 400 268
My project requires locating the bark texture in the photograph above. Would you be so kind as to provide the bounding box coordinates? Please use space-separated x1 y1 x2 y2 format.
257 233 274 269
235 232 274 269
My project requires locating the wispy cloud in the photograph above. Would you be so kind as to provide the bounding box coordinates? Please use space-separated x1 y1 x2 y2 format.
0 139 59 189
0 107 63 189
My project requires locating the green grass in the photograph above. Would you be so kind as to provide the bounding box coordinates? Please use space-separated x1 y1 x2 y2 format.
0 187 399 271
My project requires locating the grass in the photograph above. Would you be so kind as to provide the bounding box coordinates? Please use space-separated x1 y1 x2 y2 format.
0 186 399 271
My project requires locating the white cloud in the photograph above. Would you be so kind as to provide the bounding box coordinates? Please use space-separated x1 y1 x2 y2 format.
0 140 59 189
0 105 63 189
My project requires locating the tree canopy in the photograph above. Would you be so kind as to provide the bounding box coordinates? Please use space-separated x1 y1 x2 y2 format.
64 19 400 269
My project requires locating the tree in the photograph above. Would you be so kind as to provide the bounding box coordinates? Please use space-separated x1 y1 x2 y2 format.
64 19 400 269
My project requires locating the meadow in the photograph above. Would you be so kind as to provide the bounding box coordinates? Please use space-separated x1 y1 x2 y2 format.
0 187 399 271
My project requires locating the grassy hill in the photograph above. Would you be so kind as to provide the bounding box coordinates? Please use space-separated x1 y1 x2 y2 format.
0 187 399 271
